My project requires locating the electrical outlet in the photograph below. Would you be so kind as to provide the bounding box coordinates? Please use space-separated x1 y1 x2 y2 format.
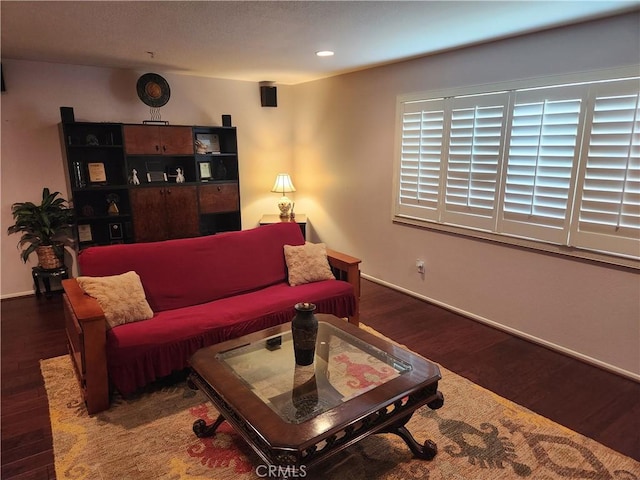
416 259 425 274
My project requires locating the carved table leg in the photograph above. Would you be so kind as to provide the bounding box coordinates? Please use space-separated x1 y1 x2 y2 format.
193 414 226 438
383 424 438 460
377 390 444 461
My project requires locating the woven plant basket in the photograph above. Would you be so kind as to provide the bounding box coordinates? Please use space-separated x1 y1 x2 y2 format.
36 246 62 270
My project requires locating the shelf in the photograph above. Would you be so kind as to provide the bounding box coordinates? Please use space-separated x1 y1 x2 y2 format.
195 153 237 158
77 214 131 221
68 144 124 149
125 153 195 158
72 185 129 191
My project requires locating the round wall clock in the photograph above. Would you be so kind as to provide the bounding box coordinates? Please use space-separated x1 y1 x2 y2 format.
136 73 171 108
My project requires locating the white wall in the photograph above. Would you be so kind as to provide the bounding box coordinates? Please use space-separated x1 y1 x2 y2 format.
1 60 293 297
1 13 638 379
292 13 640 379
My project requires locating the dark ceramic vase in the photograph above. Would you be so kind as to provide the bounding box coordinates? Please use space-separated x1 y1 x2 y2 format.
291 302 318 366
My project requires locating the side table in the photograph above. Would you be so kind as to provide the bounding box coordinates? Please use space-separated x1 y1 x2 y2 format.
32 266 69 298
259 214 307 239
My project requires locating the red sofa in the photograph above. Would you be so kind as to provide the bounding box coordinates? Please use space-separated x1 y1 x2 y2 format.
62 222 361 414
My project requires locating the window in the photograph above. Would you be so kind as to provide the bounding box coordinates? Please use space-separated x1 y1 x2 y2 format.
394 72 640 262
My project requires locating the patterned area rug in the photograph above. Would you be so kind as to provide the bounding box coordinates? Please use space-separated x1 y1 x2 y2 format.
42 326 640 480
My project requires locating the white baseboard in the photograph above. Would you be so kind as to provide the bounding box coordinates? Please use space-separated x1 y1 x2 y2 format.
1 290 35 300
362 273 640 383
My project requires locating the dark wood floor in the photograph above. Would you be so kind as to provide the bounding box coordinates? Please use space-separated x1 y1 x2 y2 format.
1 279 638 479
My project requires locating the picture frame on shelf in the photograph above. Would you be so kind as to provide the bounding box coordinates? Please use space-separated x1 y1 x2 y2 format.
195 133 220 154
199 161 212 181
77 224 93 243
109 223 123 239
87 162 107 183
147 171 168 183
145 159 167 183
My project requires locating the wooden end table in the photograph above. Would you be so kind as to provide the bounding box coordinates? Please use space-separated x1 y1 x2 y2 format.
188 314 444 474
259 214 307 238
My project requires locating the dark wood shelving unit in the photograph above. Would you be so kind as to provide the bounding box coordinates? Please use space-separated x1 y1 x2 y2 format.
59 121 241 249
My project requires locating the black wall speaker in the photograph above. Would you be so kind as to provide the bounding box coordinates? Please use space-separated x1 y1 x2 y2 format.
260 85 277 107
60 106 75 123
1 64 5 93
222 114 232 127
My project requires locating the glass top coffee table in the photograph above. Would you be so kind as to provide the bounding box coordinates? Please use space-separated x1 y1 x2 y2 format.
188 314 444 473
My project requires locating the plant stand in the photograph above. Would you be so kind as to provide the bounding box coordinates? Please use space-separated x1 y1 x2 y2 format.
32 266 69 298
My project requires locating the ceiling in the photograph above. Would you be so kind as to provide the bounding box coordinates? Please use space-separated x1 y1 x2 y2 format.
2 1 638 85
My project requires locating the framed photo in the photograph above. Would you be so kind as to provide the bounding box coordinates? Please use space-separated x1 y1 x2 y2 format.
88 162 107 183
195 133 221 154
146 171 167 183
199 161 212 180
109 223 123 239
77 224 93 243
145 159 167 183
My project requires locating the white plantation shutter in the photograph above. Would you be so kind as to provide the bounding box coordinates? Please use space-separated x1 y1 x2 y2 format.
572 79 640 257
444 93 509 230
394 73 639 261
397 99 445 221
500 85 586 243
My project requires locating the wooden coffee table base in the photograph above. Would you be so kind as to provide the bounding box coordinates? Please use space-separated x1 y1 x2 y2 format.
378 391 444 461
188 372 444 469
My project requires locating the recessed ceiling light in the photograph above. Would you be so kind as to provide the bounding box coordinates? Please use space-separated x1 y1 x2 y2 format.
316 50 334 57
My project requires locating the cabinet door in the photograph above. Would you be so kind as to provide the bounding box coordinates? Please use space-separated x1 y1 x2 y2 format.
124 125 194 155
198 183 240 213
124 125 161 155
164 186 200 239
130 187 169 242
160 127 194 155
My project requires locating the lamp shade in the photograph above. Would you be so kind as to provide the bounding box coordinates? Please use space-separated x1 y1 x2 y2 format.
271 173 296 194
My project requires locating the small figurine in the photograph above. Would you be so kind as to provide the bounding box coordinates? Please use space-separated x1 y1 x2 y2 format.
106 193 120 216
129 169 140 185
176 167 185 183
86 134 99 146
195 140 207 154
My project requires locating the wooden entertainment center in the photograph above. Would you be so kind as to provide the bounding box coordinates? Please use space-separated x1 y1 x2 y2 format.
59 121 241 248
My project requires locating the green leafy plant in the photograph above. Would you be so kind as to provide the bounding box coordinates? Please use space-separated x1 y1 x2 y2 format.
7 188 75 263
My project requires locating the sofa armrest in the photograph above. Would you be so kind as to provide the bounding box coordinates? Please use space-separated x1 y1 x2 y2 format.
62 278 110 414
326 249 361 326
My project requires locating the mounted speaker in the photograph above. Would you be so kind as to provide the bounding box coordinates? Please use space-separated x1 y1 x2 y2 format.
222 114 232 127
60 107 75 123
260 85 277 107
1 64 5 93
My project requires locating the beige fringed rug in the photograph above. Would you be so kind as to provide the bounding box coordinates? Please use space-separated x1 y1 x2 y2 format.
42 326 640 480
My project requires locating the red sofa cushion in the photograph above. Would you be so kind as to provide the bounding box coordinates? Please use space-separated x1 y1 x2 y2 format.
78 222 305 312
106 279 356 395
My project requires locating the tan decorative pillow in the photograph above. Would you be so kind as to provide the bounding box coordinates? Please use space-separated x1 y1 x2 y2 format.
76 271 154 329
284 242 335 286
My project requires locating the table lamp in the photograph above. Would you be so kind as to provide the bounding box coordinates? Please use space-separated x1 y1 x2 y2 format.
271 173 296 217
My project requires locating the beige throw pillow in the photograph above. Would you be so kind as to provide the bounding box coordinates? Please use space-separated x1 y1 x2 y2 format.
76 271 154 329
284 242 335 286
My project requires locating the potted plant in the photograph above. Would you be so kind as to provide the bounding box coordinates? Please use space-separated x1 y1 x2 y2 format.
7 188 75 269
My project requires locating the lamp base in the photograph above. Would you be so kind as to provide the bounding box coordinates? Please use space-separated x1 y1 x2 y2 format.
277 196 292 218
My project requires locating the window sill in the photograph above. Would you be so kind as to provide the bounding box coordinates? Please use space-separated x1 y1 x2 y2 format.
393 215 640 271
